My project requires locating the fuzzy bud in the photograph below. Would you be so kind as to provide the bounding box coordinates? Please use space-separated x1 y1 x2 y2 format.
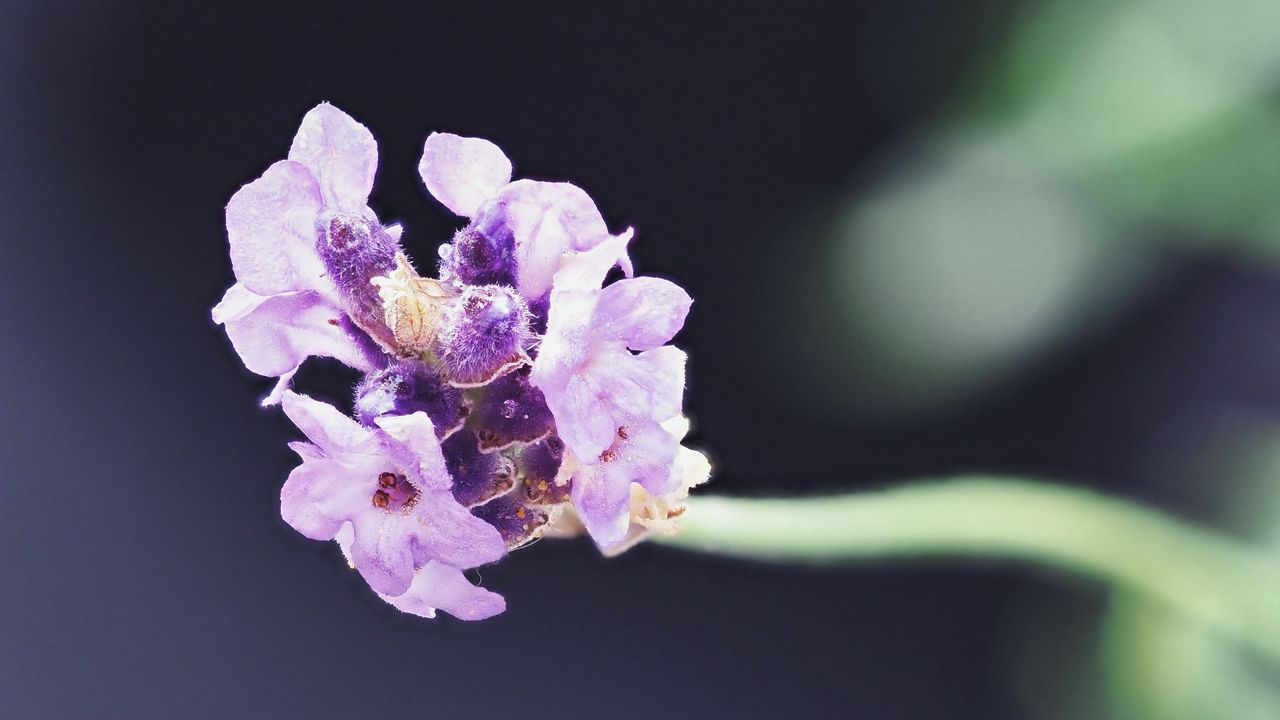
437 284 531 386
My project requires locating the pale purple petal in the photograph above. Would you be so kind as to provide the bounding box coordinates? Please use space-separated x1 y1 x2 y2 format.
595 277 692 351
349 513 416 596
210 282 260 325
260 367 298 407
565 346 685 427
373 412 451 491
225 160 326 296
529 235 634 391
409 490 507 568
280 459 371 541
381 562 506 621
419 132 513 217
631 346 687 421
287 103 377 212
287 441 324 463
498 179 611 300
545 231 630 296
530 286 598 392
620 420 681 496
281 391 381 457
546 372 618 461
215 287 372 377
570 463 633 548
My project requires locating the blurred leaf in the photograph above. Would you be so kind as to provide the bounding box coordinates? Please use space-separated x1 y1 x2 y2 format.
966 0 1280 254
1103 592 1280 720
804 137 1152 416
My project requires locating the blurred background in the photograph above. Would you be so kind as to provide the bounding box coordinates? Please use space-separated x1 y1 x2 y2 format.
2 1 1279 717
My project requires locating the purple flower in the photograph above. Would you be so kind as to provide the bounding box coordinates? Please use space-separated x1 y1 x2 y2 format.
529 236 695 547
279 391 506 615
419 133 633 310
213 104 402 401
215 106 712 620
601 416 713 556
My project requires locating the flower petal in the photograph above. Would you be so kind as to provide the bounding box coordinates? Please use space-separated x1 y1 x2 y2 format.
569 462 633 548
497 179 610 300
571 346 686 427
373 412 452 491
225 160 326 296
630 346 687 421
280 459 370 541
261 367 298 407
282 391 381 457
672 444 713 493
410 489 508 568
546 372 619 461
530 234 634 392
381 562 506 621
349 513 416 596
419 132 513 217
215 286 371 378
619 420 681 497
595 277 692 351
287 103 377 212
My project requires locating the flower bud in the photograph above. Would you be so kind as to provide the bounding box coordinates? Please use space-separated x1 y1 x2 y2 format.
439 206 516 287
354 361 466 438
437 284 531 386
316 212 399 350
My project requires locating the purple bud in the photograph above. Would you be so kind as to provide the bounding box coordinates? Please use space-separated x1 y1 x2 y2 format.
437 284 531 385
470 370 555 450
354 360 466 438
316 212 399 347
471 493 549 549
439 201 517 287
442 429 515 508
519 436 570 505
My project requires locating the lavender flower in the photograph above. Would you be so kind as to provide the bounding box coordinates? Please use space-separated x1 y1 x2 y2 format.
419 132 633 313
281 391 506 617
530 236 695 546
216 103 709 620
212 104 403 402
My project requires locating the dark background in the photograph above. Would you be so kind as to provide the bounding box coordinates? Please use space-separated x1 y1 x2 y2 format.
3 2 1277 718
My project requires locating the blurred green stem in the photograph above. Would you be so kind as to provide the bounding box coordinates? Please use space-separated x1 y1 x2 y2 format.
655 477 1280 663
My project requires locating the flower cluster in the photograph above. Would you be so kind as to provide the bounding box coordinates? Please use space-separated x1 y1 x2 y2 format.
213 104 709 620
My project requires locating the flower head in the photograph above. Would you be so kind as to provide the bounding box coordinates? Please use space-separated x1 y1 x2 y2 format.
217 104 709 620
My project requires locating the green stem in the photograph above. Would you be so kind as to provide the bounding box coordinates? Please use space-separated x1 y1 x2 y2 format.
654 477 1280 662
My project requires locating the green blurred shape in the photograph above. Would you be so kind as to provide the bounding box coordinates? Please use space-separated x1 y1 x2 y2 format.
1100 422 1280 720
816 138 1150 415
806 0 1280 417
1144 0 1280 85
1103 592 1280 720
969 0 1280 253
